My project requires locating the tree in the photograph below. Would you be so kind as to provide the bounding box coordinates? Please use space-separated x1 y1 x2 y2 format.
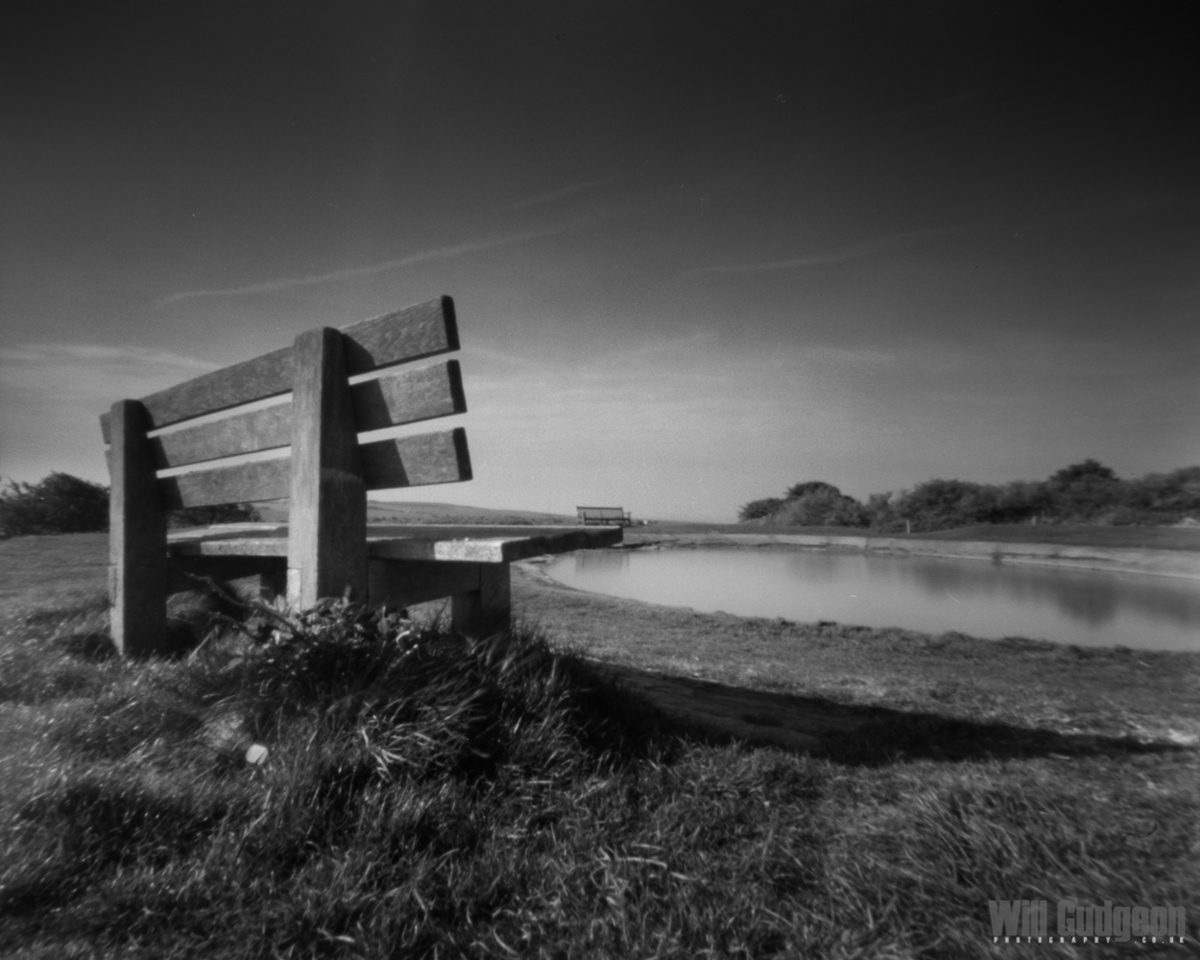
785 480 843 500
777 483 869 527
983 480 1050 524
738 497 785 522
0 473 109 537
1046 459 1122 521
739 482 868 527
1117 466 1200 523
890 478 996 532
1049 459 1118 487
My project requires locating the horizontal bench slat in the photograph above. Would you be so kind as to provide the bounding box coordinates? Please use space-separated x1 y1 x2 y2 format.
158 427 472 508
339 297 460 375
152 403 292 469
168 524 623 563
351 360 466 436
148 361 465 469
359 427 472 488
160 458 292 509
368 525 623 562
100 297 458 439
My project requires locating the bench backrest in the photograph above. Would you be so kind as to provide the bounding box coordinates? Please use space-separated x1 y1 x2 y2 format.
100 297 470 505
102 296 471 652
576 506 630 525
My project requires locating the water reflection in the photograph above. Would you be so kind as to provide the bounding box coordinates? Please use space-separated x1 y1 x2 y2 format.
548 547 1200 651
573 550 632 573
870 556 1123 628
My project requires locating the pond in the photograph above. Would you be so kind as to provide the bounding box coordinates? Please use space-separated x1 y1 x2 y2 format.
544 547 1200 652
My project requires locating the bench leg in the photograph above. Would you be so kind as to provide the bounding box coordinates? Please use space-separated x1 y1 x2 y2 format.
366 559 511 637
108 400 168 657
451 564 511 637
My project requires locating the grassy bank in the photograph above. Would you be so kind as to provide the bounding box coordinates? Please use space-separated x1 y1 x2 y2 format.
636 521 1200 553
1 533 1197 958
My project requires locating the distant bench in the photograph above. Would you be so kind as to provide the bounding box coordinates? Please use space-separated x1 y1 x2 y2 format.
101 296 621 656
576 506 633 526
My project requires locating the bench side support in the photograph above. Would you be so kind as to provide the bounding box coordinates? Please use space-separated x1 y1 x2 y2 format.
451 563 511 637
368 558 511 637
287 328 368 607
108 400 169 656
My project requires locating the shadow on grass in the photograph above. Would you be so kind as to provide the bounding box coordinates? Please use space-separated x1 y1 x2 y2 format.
585 662 1195 767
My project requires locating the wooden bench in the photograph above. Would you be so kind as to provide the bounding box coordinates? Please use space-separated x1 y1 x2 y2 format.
101 296 621 656
576 506 633 526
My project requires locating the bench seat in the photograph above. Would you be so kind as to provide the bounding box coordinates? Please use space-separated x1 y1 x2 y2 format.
168 524 620 563
167 523 619 633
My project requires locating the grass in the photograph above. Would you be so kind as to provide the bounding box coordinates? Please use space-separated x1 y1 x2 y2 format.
1 533 1198 958
513 564 1200 743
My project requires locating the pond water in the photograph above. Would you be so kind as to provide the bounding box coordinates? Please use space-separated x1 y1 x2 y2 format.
544 547 1200 652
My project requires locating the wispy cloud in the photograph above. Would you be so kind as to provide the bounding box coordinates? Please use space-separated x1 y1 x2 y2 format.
697 227 963 276
0 343 223 481
0 343 219 410
157 211 625 306
496 174 629 212
0 343 216 372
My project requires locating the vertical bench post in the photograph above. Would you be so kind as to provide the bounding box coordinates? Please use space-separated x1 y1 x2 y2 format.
287 328 368 607
451 563 512 636
108 400 168 656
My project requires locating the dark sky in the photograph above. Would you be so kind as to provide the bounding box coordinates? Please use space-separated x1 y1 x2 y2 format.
3 2 1198 519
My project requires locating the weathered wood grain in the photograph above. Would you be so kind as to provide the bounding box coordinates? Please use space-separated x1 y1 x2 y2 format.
339 295 459 373
97 293 612 647
155 426 471 508
168 523 288 544
286 328 368 606
452 563 511 636
100 296 457 438
166 525 622 563
147 360 465 469
108 400 169 656
159 458 292 508
169 536 290 556
366 524 622 562
151 403 293 469
367 558 485 608
101 345 294 442
358 428 472 488
350 360 466 434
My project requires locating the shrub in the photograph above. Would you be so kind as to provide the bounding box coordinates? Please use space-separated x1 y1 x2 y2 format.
741 461 1200 527
1046 459 1122 521
784 481 842 500
738 497 785 522
889 478 996 532
774 486 869 527
739 483 868 526
0 473 109 537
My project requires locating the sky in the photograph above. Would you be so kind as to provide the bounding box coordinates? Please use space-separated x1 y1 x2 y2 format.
2 1 1198 522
